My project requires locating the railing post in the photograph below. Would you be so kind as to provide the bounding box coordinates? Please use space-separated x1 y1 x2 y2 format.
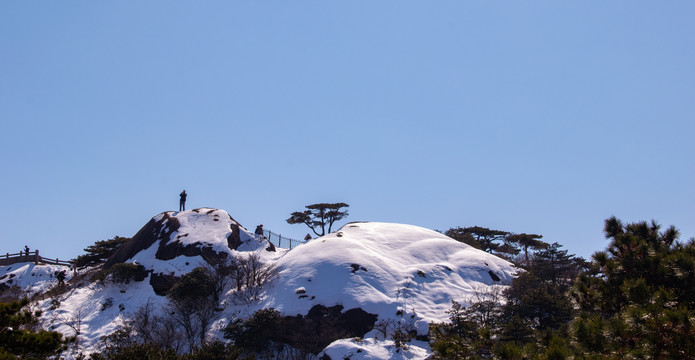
279 234 282 248
35 250 39 265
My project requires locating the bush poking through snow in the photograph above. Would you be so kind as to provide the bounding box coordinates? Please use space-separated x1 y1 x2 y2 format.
224 305 378 356
373 318 395 340
167 267 222 351
223 308 282 354
106 263 148 284
0 285 26 303
392 327 410 352
97 300 187 356
229 252 277 304
101 297 114 311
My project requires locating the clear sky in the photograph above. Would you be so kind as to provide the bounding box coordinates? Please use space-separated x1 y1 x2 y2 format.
1 1 693 261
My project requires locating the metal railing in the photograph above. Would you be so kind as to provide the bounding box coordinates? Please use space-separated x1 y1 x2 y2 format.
0 250 73 267
2 229 311 269
263 230 308 250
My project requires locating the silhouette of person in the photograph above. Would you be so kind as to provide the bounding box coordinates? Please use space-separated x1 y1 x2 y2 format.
179 190 187 211
255 224 264 239
57 270 66 285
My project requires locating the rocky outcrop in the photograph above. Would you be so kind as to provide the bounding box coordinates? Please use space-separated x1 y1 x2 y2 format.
281 305 378 354
149 272 178 296
104 212 179 269
226 216 243 250
105 209 250 270
103 209 263 294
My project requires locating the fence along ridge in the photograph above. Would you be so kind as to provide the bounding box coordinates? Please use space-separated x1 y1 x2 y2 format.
0 250 72 267
262 229 307 250
2 228 308 267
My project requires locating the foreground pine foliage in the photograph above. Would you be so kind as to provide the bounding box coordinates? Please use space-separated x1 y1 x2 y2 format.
431 217 695 359
0 298 66 359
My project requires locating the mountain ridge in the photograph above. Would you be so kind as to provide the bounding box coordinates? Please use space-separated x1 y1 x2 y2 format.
1 208 518 359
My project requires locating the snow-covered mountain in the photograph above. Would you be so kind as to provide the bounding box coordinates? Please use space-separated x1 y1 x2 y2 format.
1 209 518 359
102 208 279 295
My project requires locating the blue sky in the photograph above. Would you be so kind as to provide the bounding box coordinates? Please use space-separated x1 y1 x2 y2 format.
1 1 693 261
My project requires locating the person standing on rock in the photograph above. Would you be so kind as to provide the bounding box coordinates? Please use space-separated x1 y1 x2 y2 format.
179 190 187 211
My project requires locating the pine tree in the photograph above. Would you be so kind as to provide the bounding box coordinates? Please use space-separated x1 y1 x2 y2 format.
498 242 579 348
445 226 511 254
0 298 66 358
506 233 548 266
444 228 482 250
286 203 349 236
531 242 580 289
430 301 491 359
72 236 130 269
572 217 695 358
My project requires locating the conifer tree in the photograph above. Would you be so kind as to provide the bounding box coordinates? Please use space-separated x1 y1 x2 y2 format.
444 228 482 250
489 242 581 358
73 236 130 269
506 233 548 266
286 203 349 236
501 244 577 333
572 217 695 358
430 301 492 359
0 298 65 358
531 242 581 288
445 226 511 254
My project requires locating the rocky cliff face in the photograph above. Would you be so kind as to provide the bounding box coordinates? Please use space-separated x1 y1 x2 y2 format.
104 208 271 294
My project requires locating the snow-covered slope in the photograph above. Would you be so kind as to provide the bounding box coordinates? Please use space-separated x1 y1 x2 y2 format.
261 221 517 359
106 208 279 274
0 263 73 296
2 210 517 359
261 221 514 322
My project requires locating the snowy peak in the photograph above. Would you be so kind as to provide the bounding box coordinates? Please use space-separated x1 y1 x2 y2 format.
103 208 271 294
262 221 517 324
105 208 261 268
